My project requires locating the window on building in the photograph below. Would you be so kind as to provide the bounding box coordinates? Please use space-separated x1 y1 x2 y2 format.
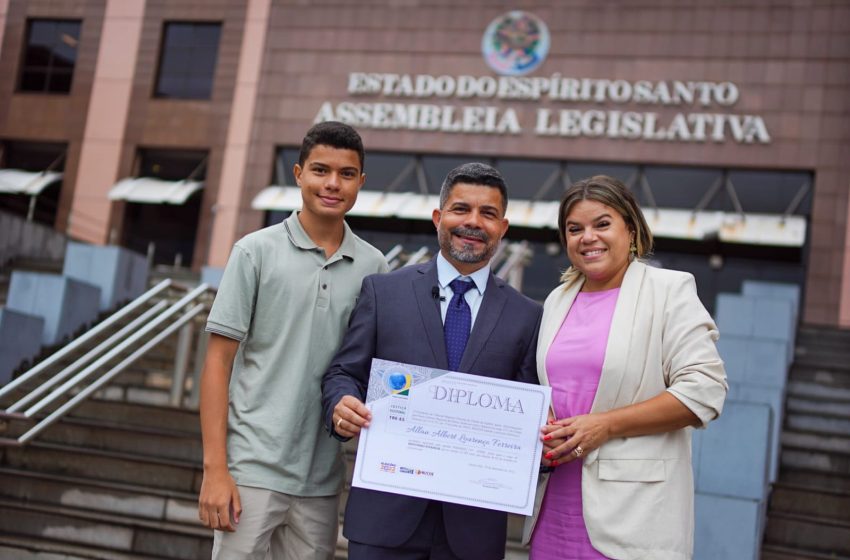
496 158 562 201
361 153 418 192
727 170 812 215
18 19 81 94
137 148 207 181
642 167 722 210
273 149 300 186
423 155 493 194
566 162 638 186
154 22 221 99
121 149 207 266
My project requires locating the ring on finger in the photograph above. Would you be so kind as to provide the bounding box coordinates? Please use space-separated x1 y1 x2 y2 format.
337 417 343 428
573 445 584 457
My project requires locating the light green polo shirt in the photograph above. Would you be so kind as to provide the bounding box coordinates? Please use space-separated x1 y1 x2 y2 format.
206 213 388 496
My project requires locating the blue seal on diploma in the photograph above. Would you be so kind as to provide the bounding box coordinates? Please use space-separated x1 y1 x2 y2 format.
386 371 412 396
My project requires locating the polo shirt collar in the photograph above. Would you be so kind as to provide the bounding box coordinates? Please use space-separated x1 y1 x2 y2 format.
436 252 489 295
284 212 357 260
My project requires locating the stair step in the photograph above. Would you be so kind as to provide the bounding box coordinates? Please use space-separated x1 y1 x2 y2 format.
786 413 850 437
787 380 850 403
764 511 850 556
794 358 850 374
69 398 200 434
790 365 850 389
794 353 850 365
777 468 850 494
96 384 177 407
787 397 850 419
0 499 212 560
1 441 201 493
762 543 850 560
0 467 199 524
791 361 850 377
0 533 164 560
782 431 850 455
769 483 850 521
781 448 850 476
796 326 850 345
3 416 201 462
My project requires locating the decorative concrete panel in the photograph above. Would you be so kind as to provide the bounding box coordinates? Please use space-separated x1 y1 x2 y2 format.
63 242 149 311
0 308 44 385
7 272 101 346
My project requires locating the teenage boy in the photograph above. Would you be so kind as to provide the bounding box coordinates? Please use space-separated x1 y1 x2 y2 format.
198 121 388 559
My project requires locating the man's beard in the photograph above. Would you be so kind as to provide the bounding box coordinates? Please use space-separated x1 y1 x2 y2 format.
439 226 498 264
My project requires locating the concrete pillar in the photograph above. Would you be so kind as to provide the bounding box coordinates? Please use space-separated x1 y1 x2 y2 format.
67 0 145 244
206 0 271 267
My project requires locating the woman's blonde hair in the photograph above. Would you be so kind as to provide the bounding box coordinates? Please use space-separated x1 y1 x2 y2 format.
557 175 653 283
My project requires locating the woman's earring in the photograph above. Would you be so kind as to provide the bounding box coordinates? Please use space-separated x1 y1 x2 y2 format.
629 240 637 256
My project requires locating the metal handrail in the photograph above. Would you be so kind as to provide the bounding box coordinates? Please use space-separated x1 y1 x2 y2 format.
7 300 169 412
25 283 210 417
15 303 206 445
1 281 212 447
0 278 173 401
403 246 430 266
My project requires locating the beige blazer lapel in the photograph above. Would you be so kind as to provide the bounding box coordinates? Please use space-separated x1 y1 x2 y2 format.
536 277 584 388
584 261 647 464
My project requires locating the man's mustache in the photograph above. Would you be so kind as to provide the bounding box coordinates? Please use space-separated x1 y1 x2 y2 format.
451 227 489 243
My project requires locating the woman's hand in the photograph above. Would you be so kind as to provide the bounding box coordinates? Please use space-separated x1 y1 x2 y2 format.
540 410 566 467
540 412 613 464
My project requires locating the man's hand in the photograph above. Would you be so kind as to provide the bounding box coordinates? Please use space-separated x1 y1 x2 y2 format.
332 395 371 438
198 466 242 532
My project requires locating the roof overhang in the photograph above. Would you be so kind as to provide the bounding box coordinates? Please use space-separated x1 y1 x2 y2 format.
252 185 807 248
0 169 63 195
108 177 203 205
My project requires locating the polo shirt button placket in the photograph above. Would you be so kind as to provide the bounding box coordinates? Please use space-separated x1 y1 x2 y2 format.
317 265 330 308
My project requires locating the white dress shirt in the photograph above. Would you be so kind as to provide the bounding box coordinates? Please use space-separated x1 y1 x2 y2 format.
435 252 490 327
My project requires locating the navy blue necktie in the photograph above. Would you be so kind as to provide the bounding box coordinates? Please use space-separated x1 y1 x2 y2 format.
444 278 475 372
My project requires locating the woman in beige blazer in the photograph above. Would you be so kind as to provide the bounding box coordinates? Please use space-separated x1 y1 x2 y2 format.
525 176 727 560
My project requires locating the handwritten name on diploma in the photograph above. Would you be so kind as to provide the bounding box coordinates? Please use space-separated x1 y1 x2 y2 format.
428 384 525 414
405 424 523 450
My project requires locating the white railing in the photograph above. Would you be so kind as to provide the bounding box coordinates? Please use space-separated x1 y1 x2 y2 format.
0 280 212 446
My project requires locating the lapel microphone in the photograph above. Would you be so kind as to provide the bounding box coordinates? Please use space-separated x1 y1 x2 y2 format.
431 286 446 302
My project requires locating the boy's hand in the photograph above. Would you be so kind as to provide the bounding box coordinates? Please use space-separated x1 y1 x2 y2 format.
198 466 242 532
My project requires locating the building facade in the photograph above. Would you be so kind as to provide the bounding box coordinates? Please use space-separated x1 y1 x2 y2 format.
0 0 848 327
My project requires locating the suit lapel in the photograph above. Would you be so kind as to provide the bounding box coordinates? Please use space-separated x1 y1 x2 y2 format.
590 261 646 415
413 260 448 369
458 272 506 372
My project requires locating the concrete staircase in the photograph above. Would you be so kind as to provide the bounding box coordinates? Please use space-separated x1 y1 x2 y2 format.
0 272 534 559
762 326 850 560
0 281 215 559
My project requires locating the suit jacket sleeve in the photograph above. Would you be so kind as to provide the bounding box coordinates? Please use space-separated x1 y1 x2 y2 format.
321 274 379 440
663 273 728 427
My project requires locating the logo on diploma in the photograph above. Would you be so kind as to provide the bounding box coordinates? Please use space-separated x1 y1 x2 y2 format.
385 370 412 396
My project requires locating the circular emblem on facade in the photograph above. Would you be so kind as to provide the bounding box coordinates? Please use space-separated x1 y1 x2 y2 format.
481 11 550 76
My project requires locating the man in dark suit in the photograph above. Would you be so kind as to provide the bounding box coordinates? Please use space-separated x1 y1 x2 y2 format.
321 162 542 560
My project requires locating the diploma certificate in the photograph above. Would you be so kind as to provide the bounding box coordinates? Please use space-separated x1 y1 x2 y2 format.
352 359 552 515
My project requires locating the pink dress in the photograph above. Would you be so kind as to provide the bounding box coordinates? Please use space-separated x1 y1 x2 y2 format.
530 288 620 560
